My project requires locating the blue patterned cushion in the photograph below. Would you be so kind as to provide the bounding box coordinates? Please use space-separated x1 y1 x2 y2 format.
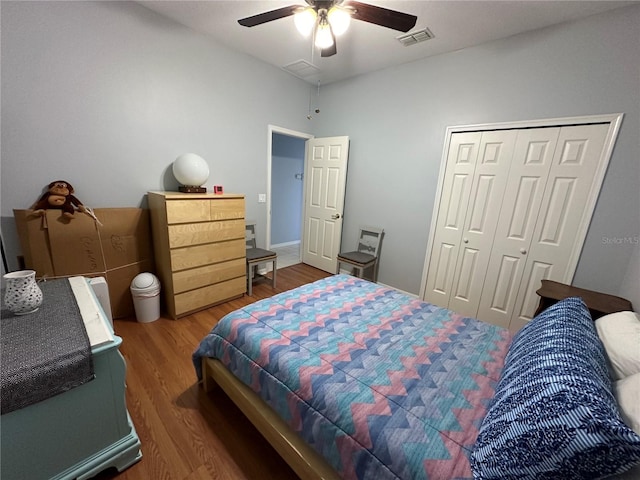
470 297 640 480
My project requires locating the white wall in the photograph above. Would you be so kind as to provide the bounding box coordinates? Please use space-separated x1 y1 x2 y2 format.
619 242 640 312
314 5 640 297
2 1 638 302
0 1 312 269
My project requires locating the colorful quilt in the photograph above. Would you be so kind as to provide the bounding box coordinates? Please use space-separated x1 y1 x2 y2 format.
193 274 512 480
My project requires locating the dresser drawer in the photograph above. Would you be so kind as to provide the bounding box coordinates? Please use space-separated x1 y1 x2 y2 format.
170 239 245 271
174 276 246 316
168 219 245 248
210 199 245 221
166 200 211 223
172 258 245 294
166 198 245 224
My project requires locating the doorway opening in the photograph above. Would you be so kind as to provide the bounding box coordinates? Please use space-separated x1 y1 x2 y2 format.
267 125 313 269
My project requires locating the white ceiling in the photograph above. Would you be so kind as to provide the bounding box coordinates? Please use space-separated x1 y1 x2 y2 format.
138 0 634 85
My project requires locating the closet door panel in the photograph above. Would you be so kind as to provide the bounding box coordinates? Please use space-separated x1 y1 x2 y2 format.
449 130 517 317
511 124 610 328
476 128 560 327
490 255 521 312
431 243 457 294
424 132 480 307
510 260 554 332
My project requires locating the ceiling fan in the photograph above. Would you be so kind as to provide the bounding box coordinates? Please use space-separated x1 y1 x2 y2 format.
238 1 418 58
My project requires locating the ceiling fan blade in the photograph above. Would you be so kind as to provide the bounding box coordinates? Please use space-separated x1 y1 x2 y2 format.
344 1 417 32
238 5 300 27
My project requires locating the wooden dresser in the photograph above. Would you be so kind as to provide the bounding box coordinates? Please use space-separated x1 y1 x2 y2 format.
148 191 246 319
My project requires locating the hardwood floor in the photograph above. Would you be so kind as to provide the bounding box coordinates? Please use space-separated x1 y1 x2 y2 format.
96 263 330 480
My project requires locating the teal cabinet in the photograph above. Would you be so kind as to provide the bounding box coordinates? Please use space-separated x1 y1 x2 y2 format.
0 279 141 479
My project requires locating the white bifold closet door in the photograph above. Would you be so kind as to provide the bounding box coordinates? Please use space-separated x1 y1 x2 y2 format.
422 118 616 331
424 130 517 317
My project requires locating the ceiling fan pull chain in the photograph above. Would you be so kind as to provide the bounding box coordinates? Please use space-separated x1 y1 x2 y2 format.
315 81 321 114
307 82 314 119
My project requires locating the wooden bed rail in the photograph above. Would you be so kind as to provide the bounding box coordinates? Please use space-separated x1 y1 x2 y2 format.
202 358 341 480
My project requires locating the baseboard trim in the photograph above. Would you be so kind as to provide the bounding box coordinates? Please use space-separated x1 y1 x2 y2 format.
271 240 301 248
337 271 418 299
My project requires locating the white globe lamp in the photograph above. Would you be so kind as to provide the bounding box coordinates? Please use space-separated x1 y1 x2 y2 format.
173 153 209 193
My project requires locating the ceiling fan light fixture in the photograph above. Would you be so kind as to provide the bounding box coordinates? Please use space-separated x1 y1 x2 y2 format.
314 17 334 49
238 1 417 59
327 6 350 36
294 7 317 37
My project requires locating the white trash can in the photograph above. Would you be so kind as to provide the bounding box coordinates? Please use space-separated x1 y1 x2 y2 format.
130 273 161 323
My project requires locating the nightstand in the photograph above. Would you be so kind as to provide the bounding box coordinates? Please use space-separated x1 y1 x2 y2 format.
534 279 633 320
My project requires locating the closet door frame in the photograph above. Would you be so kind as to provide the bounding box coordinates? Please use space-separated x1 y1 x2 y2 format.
419 113 624 303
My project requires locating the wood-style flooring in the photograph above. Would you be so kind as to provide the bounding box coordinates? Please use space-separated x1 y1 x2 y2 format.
96 263 330 480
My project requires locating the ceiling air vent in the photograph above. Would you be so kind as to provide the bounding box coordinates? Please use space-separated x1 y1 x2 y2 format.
396 27 434 46
282 60 321 80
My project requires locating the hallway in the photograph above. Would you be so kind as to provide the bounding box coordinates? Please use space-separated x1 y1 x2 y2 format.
271 243 300 269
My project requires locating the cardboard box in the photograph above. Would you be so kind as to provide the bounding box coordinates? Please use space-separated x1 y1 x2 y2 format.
13 208 155 319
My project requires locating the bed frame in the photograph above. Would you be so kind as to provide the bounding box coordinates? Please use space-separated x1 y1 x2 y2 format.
200 282 634 480
202 357 340 480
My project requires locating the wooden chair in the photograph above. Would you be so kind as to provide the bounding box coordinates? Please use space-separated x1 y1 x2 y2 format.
336 226 384 282
245 222 277 296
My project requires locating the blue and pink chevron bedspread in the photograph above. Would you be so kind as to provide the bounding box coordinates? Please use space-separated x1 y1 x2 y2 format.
193 274 512 480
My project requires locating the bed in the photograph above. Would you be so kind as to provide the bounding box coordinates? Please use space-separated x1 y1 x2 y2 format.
193 274 640 480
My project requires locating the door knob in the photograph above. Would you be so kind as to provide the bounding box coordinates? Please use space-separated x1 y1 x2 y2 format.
331 213 341 220
463 238 469 244
520 248 527 254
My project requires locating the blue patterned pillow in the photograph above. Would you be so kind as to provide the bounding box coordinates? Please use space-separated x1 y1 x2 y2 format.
470 297 640 480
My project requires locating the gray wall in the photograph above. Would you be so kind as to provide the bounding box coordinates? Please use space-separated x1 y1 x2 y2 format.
620 242 640 310
315 4 640 298
271 134 305 246
0 1 312 269
1 1 638 304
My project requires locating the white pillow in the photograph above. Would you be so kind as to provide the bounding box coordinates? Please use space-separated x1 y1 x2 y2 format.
595 311 640 380
615 373 640 435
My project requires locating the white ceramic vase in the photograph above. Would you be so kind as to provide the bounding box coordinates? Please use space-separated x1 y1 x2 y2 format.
3 270 43 315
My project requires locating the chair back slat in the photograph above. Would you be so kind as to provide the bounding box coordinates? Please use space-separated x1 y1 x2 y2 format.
246 222 257 249
356 226 384 258
336 225 384 282
244 221 277 296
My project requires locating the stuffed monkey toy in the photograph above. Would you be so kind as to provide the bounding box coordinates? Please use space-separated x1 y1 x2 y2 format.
32 180 87 218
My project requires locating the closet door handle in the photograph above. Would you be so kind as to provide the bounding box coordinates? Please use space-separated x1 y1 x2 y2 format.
463 238 469 244
331 213 341 220
520 248 527 254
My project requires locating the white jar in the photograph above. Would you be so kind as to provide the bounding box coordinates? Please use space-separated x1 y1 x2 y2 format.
3 270 43 315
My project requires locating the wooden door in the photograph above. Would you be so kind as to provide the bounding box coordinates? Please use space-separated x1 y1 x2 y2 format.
509 124 611 331
423 132 481 307
301 136 349 273
447 130 517 317
476 128 560 327
422 115 621 332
